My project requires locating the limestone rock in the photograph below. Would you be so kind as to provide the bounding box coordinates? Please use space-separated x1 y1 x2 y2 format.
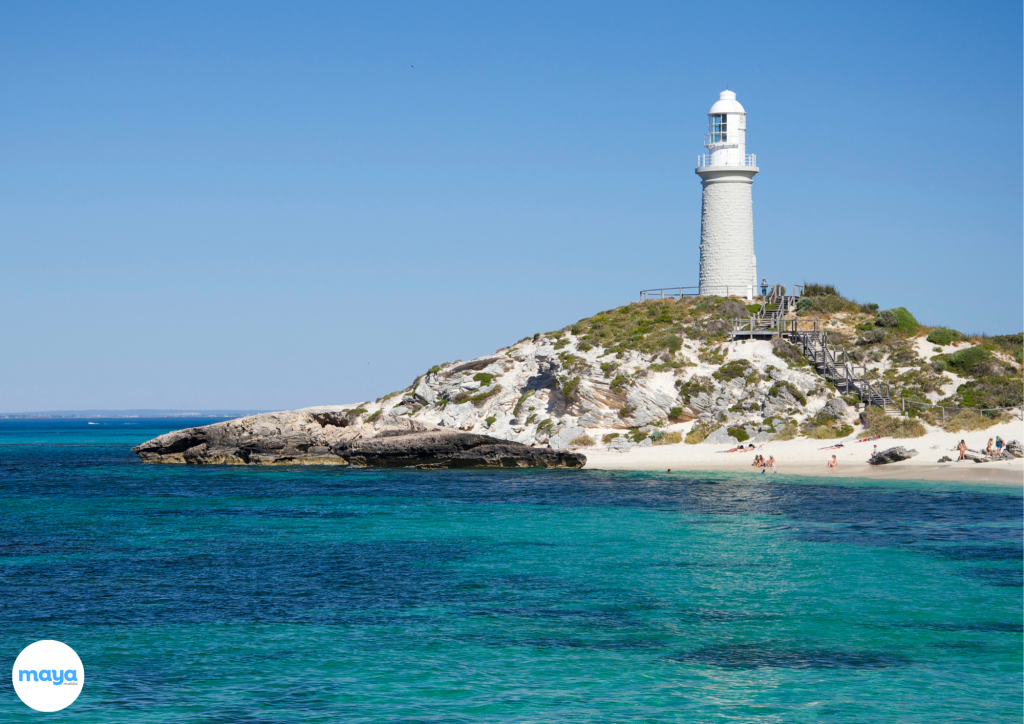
937 456 952 463
869 446 918 465
548 424 586 451
1005 440 1023 458
132 410 585 469
814 398 849 421
608 436 635 452
703 427 739 445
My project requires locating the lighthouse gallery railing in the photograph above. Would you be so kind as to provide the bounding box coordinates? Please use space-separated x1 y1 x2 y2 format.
697 154 756 168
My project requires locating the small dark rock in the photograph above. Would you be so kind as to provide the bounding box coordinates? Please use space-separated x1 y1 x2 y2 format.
869 446 918 465
937 456 952 463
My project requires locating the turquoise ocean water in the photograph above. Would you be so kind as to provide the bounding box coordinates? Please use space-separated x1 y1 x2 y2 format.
0 418 1020 722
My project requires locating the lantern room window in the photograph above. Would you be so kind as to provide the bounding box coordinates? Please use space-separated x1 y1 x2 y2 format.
709 114 727 142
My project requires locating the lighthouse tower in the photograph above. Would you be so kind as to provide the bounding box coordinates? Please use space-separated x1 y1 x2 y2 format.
696 90 758 296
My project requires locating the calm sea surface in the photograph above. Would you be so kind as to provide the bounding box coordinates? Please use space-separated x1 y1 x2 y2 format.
0 418 1020 722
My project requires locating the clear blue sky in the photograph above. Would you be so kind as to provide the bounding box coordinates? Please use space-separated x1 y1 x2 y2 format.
2 1 1021 412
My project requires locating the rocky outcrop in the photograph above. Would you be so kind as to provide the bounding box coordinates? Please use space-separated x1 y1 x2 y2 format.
869 446 918 465
1005 440 1023 458
133 409 585 468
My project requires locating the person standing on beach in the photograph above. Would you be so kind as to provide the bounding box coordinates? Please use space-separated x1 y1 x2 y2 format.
986 438 994 459
996 437 1004 457
958 440 967 461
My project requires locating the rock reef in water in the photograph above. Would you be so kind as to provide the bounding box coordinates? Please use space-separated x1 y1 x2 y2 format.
132 409 585 468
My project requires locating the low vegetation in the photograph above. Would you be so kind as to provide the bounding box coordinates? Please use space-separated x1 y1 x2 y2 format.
569 434 595 447
863 406 925 438
926 328 963 346
943 409 1004 433
653 431 683 445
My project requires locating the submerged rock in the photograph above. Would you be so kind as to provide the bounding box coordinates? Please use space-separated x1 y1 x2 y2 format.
132 409 585 469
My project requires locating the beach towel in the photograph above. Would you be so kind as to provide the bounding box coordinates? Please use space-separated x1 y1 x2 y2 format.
856 435 881 443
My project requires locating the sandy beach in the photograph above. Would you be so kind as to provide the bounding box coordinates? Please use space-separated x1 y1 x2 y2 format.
583 420 1024 484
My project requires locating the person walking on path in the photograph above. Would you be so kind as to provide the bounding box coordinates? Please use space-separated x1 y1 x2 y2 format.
760 278 768 296
958 440 967 461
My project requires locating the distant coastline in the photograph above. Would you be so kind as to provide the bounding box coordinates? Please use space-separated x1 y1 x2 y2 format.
0 410 267 419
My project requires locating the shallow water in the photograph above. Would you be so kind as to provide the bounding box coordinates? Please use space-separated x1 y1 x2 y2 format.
1 418 1021 722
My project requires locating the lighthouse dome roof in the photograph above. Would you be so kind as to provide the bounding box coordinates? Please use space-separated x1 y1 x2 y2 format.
708 90 745 115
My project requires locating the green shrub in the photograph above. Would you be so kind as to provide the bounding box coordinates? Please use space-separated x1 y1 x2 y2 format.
806 423 854 439
619 405 635 417
610 375 629 392
577 341 593 352
347 408 368 416
927 328 962 346
876 307 919 334
768 381 807 406
796 298 812 313
473 373 496 386
932 359 948 372
669 406 685 420
713 359 753 382
945 346 991 376
677 375 715 404
513 391 534 417
569 434 595 447
745 304 761 315
954 377 1023 408
858 328 886 345
876 310 899 328
561 376 581 399
665 335 682 352
484 416 497 428
365 410 382 423
626 428 649 443
602 433 620 443
455 385 502 406
727 426 750 442
536 418 553 432
685 420 716 444
600 361 619 378
654 431 683 445
428 365 442 374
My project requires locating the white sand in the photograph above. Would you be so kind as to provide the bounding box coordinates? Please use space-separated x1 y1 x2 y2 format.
583 420 1024 485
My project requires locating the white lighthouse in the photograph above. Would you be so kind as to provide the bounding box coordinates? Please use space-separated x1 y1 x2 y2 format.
696 90 758 296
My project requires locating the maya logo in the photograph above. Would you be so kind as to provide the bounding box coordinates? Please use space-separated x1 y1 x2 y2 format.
12 640 85 712
18 668 80 685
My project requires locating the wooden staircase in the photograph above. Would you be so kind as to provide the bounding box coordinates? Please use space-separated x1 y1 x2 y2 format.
792 323 899 413
730 284 899 414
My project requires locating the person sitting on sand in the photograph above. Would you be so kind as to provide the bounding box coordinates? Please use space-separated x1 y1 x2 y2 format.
957 440 966 461
766 456 775 470
752 455 762 468
827 455 838 469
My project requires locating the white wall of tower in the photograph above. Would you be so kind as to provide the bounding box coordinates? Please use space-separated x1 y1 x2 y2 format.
698 179 756 293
